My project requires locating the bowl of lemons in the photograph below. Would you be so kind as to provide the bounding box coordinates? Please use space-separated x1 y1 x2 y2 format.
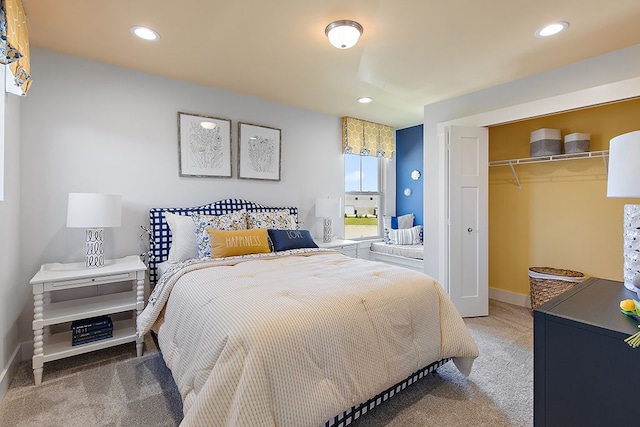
620 299 640 317
620 299 640 348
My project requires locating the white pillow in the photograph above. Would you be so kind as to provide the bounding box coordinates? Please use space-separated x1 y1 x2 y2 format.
164 211 199 263
389 225 422 245
396 213 415 229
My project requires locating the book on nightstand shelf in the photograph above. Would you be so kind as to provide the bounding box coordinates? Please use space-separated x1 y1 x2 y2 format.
72 330 113 346
71 315 111 331
73 326 113 339
71 315 113 345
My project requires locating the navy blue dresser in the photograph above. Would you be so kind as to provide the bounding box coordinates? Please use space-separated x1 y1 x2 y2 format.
534 277 640 426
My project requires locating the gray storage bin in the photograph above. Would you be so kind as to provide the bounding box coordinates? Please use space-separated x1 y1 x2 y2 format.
564 132 590 153
530 128 561 157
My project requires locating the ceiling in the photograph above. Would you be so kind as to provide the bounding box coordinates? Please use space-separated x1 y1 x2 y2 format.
21 0 640 129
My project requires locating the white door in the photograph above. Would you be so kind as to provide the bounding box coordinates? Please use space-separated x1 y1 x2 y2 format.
447 125 488 317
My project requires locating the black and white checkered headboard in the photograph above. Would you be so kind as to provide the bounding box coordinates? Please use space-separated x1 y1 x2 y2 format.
147 199 298 285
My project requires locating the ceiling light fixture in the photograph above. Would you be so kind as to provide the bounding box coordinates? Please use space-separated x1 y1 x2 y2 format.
535 21 569 38
130 26 160 41
325 20 363 49
357 97 374 104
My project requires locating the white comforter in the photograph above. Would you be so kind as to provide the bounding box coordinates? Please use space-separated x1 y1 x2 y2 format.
137 249 478 427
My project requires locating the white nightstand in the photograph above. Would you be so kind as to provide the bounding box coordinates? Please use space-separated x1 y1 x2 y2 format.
29 255 147 385
317 239 359 258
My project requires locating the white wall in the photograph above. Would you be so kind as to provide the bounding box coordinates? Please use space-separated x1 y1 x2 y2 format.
423 43 640 284
17 48 345 349
0 66 22 398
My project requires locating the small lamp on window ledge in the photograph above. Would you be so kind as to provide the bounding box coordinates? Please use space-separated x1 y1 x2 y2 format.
606 130 640 294
67 193 122 268
316 197 341 243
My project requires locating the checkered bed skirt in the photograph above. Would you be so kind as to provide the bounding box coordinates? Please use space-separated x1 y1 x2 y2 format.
324 358 451 426
147 199 298 285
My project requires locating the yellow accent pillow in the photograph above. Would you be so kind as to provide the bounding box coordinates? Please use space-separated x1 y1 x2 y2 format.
206 228 271 258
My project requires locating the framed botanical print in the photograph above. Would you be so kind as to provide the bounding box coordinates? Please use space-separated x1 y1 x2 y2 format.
238 122 281 181
178 112 232 178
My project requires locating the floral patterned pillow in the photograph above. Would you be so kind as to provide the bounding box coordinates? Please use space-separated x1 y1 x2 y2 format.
246 210 297 230
192 210 248 257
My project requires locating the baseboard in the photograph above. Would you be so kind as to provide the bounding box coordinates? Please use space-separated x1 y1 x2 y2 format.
0 343 22 403
489 287 531 308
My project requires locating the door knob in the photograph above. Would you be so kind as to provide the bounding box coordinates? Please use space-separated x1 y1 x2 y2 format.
467 227 473 232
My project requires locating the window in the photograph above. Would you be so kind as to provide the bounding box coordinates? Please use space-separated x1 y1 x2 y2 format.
344 154 380 239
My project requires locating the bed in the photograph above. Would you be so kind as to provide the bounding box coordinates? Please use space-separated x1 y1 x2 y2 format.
138 199 478 427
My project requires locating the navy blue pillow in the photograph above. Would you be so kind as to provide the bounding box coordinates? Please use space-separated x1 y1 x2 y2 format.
391 216 398 229
268 229 318 251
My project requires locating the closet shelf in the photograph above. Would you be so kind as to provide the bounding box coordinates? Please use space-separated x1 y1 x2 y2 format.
489 150 608 167
489 150 609 190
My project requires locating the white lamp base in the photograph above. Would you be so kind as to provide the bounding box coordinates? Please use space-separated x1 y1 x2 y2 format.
323 218 333 243
86 228 105 268
623 205 640 292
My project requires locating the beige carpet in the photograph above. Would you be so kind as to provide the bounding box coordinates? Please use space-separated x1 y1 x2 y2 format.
0 300 533 427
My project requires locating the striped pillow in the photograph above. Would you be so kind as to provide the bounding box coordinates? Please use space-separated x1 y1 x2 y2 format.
389 225 422 245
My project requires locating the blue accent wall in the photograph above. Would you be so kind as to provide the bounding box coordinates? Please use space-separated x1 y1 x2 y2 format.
396 124 423 225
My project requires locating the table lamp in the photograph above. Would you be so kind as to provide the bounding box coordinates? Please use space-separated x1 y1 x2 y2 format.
606 130 640 292
67 193 122 268
316 197 341 243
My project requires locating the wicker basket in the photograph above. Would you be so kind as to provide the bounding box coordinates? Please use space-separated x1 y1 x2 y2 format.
528 267 585 309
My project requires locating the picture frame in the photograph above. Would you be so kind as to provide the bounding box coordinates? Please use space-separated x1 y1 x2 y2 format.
238 122 281 181
178 112 232 178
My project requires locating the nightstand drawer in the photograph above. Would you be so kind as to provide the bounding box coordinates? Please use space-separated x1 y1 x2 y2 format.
316 239 359 258
45 272 136 291
335 246 357 257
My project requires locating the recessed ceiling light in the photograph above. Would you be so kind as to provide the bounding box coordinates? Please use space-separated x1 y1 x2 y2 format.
130 26 160 41
357 97 374 104
535 21 569 38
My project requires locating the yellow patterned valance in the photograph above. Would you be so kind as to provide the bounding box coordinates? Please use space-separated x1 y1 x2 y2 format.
1 0 31 95
342 117 395 159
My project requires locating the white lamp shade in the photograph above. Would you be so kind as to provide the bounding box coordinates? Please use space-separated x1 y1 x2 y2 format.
67 193 122 228
325 20 363 49
607 130 640 198
316 197 341 218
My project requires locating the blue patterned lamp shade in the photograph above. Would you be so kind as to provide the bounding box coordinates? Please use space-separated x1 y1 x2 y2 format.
67 193 122 268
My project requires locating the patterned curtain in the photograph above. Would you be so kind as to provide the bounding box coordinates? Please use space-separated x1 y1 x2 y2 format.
1 0 31 95
342 117 395 159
